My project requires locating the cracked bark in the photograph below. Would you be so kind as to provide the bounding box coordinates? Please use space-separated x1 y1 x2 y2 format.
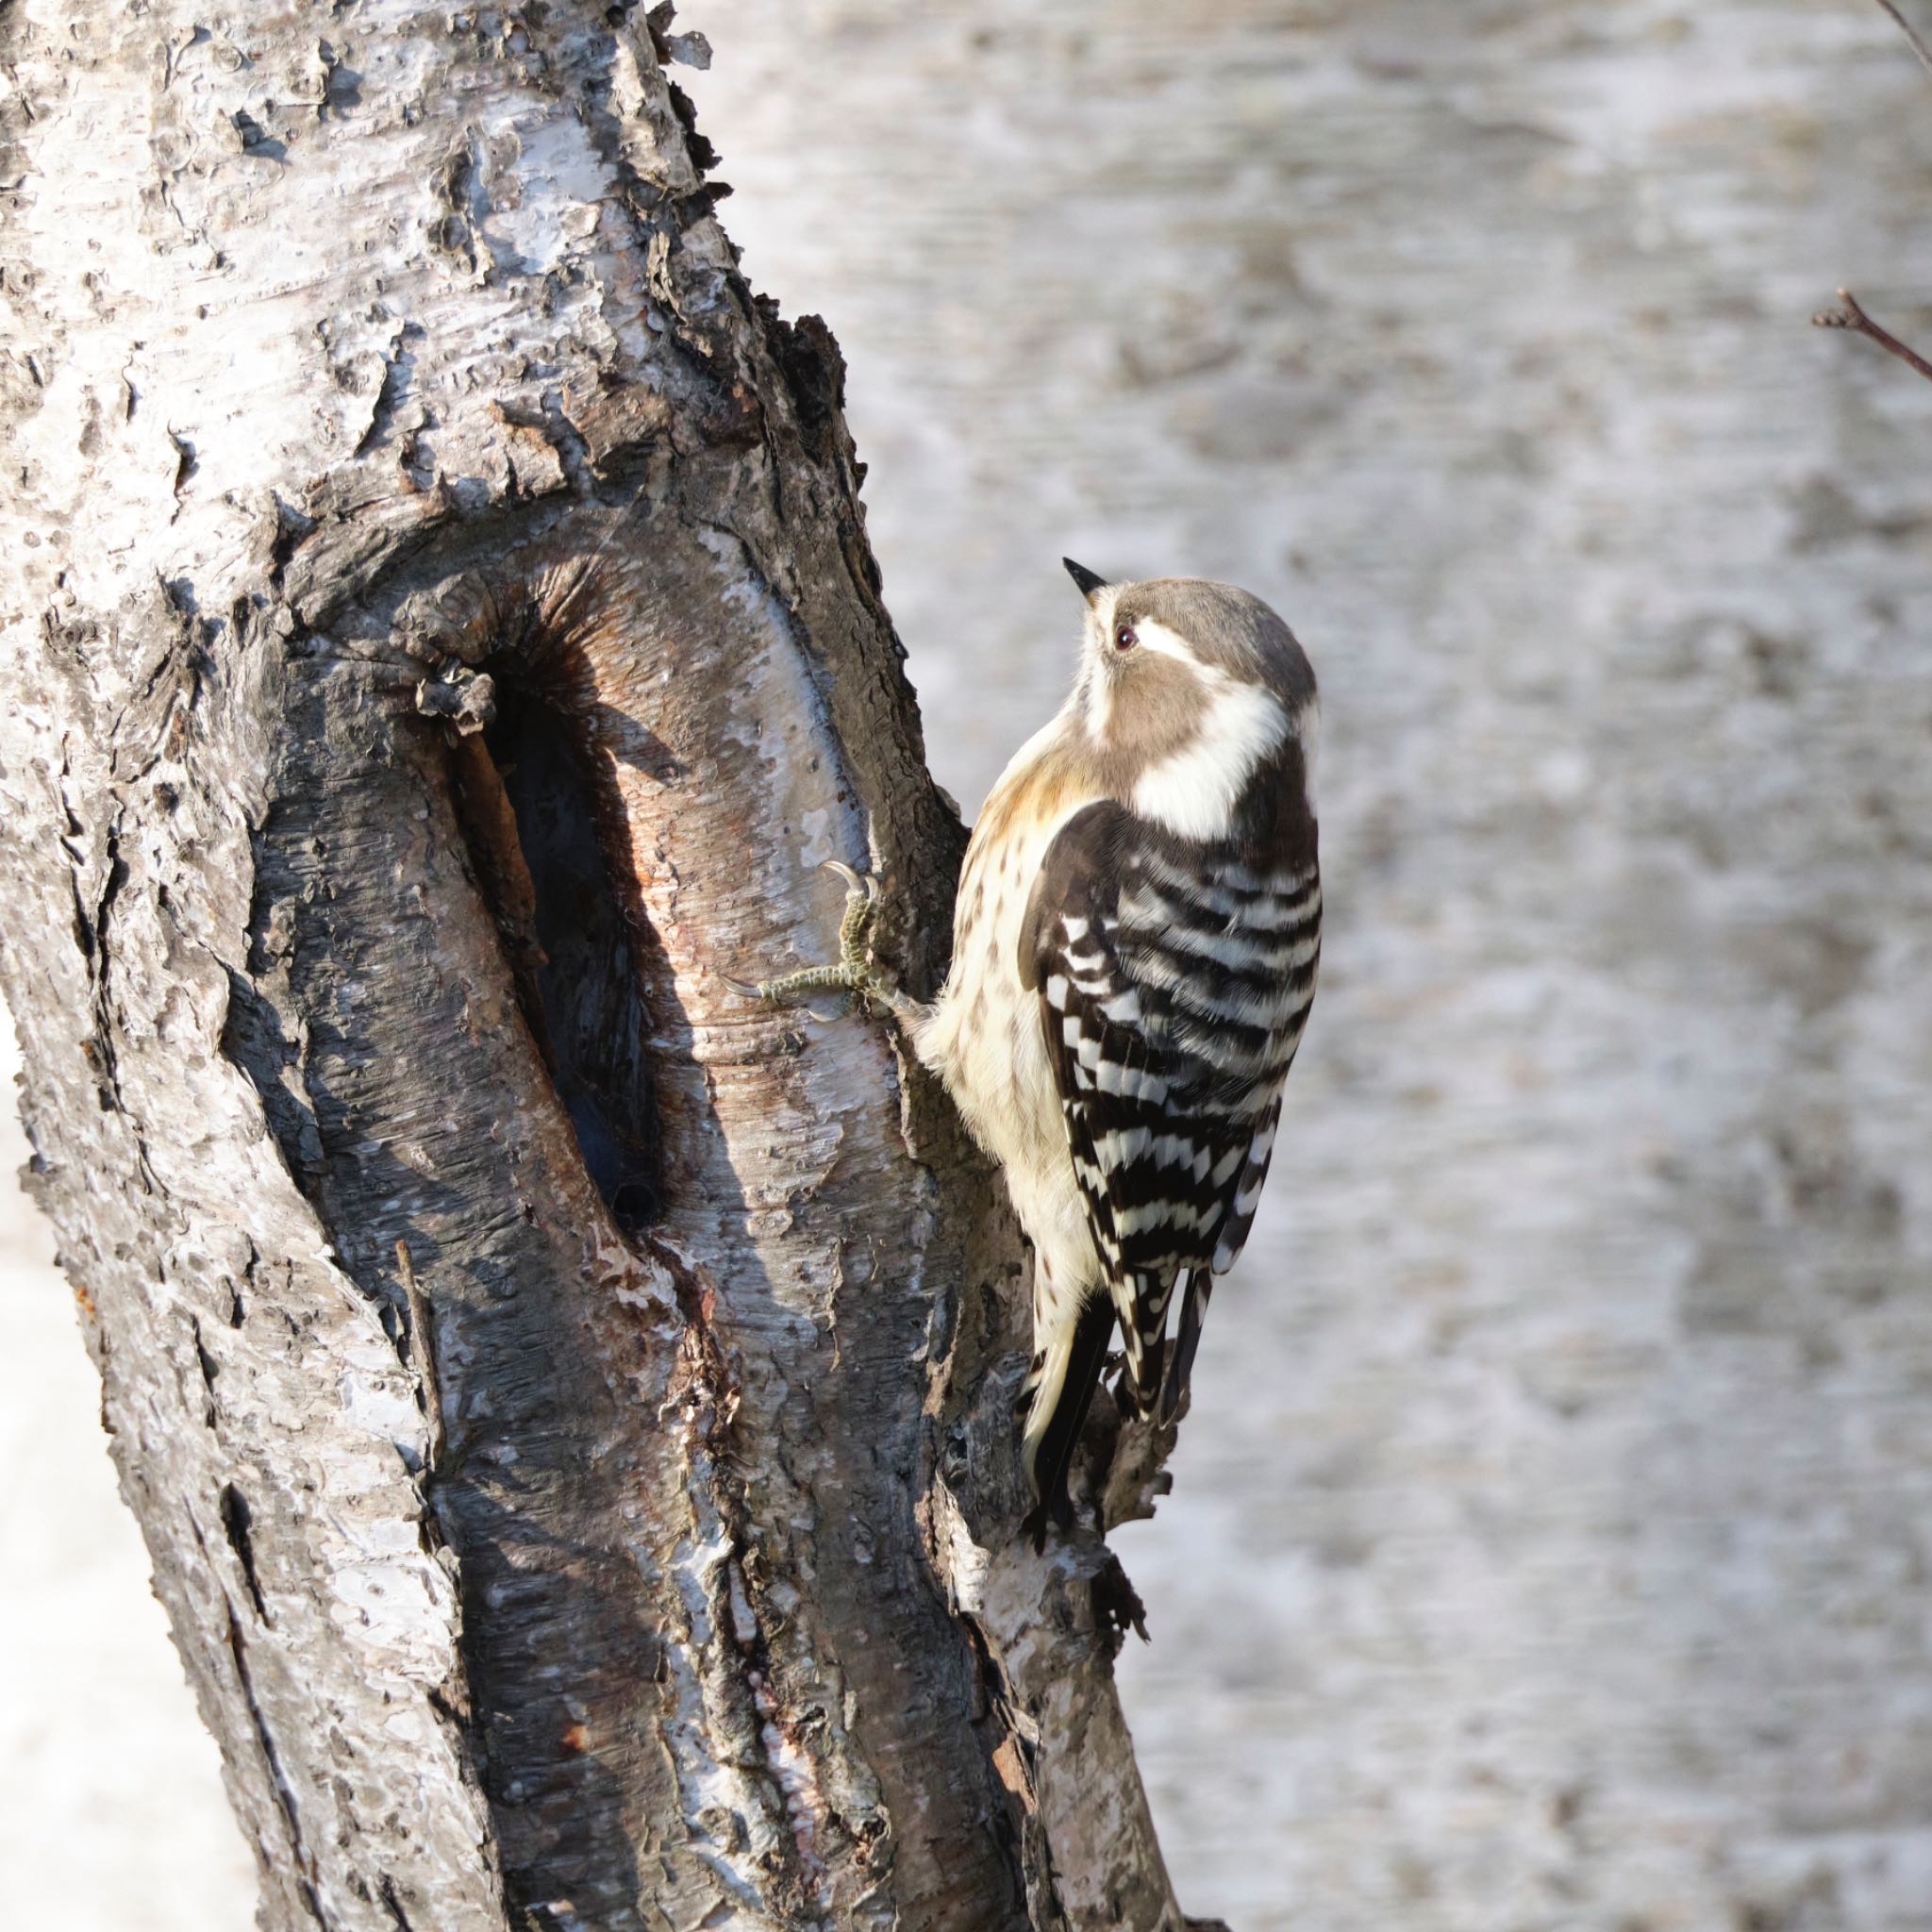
0 7 1208 1930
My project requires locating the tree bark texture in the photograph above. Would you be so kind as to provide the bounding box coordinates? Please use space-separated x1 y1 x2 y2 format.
0 8 1187 1928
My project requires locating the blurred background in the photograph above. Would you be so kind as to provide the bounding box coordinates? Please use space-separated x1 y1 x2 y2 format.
9 2 1932 1925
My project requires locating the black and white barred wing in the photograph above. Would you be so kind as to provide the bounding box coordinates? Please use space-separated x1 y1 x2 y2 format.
1022 803 1321 1407
1117 858 1321 1276
1114 827 1320 1414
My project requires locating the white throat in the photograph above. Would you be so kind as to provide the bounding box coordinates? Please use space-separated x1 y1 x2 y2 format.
1081 587 1123 743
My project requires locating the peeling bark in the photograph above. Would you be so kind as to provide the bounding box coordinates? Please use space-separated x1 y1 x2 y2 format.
0 7 1196 1928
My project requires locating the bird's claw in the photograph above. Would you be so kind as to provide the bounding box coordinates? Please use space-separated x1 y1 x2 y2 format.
736 860 904 1013
824 860 882 968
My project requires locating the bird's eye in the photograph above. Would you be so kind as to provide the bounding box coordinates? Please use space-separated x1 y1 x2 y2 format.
1113 625 1138 653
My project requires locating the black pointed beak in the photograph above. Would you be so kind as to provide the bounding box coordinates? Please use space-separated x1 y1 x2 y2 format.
1062 558 1108 602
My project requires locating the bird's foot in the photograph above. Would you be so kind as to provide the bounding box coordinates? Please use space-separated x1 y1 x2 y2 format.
730 861 907 1016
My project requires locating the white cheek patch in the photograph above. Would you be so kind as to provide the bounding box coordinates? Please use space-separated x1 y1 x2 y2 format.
1131 676 1289 841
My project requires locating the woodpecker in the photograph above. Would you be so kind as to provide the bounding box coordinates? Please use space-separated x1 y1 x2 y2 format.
753 561 1320 1539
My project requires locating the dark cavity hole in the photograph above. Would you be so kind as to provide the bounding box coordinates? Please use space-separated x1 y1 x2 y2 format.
450 690 662 1237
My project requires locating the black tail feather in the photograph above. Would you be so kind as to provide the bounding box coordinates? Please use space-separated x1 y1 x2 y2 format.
1022 1297 1116 1550
1157 1273 1211 1427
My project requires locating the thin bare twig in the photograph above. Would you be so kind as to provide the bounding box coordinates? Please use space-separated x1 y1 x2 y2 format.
1874 0 1932 84
1817 12 1932 381
1812 287 1932 386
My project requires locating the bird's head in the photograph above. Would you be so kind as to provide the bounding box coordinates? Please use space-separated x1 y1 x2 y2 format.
1061 558 1318 840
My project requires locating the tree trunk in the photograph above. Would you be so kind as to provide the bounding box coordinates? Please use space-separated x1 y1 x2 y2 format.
0 8 1191 1928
